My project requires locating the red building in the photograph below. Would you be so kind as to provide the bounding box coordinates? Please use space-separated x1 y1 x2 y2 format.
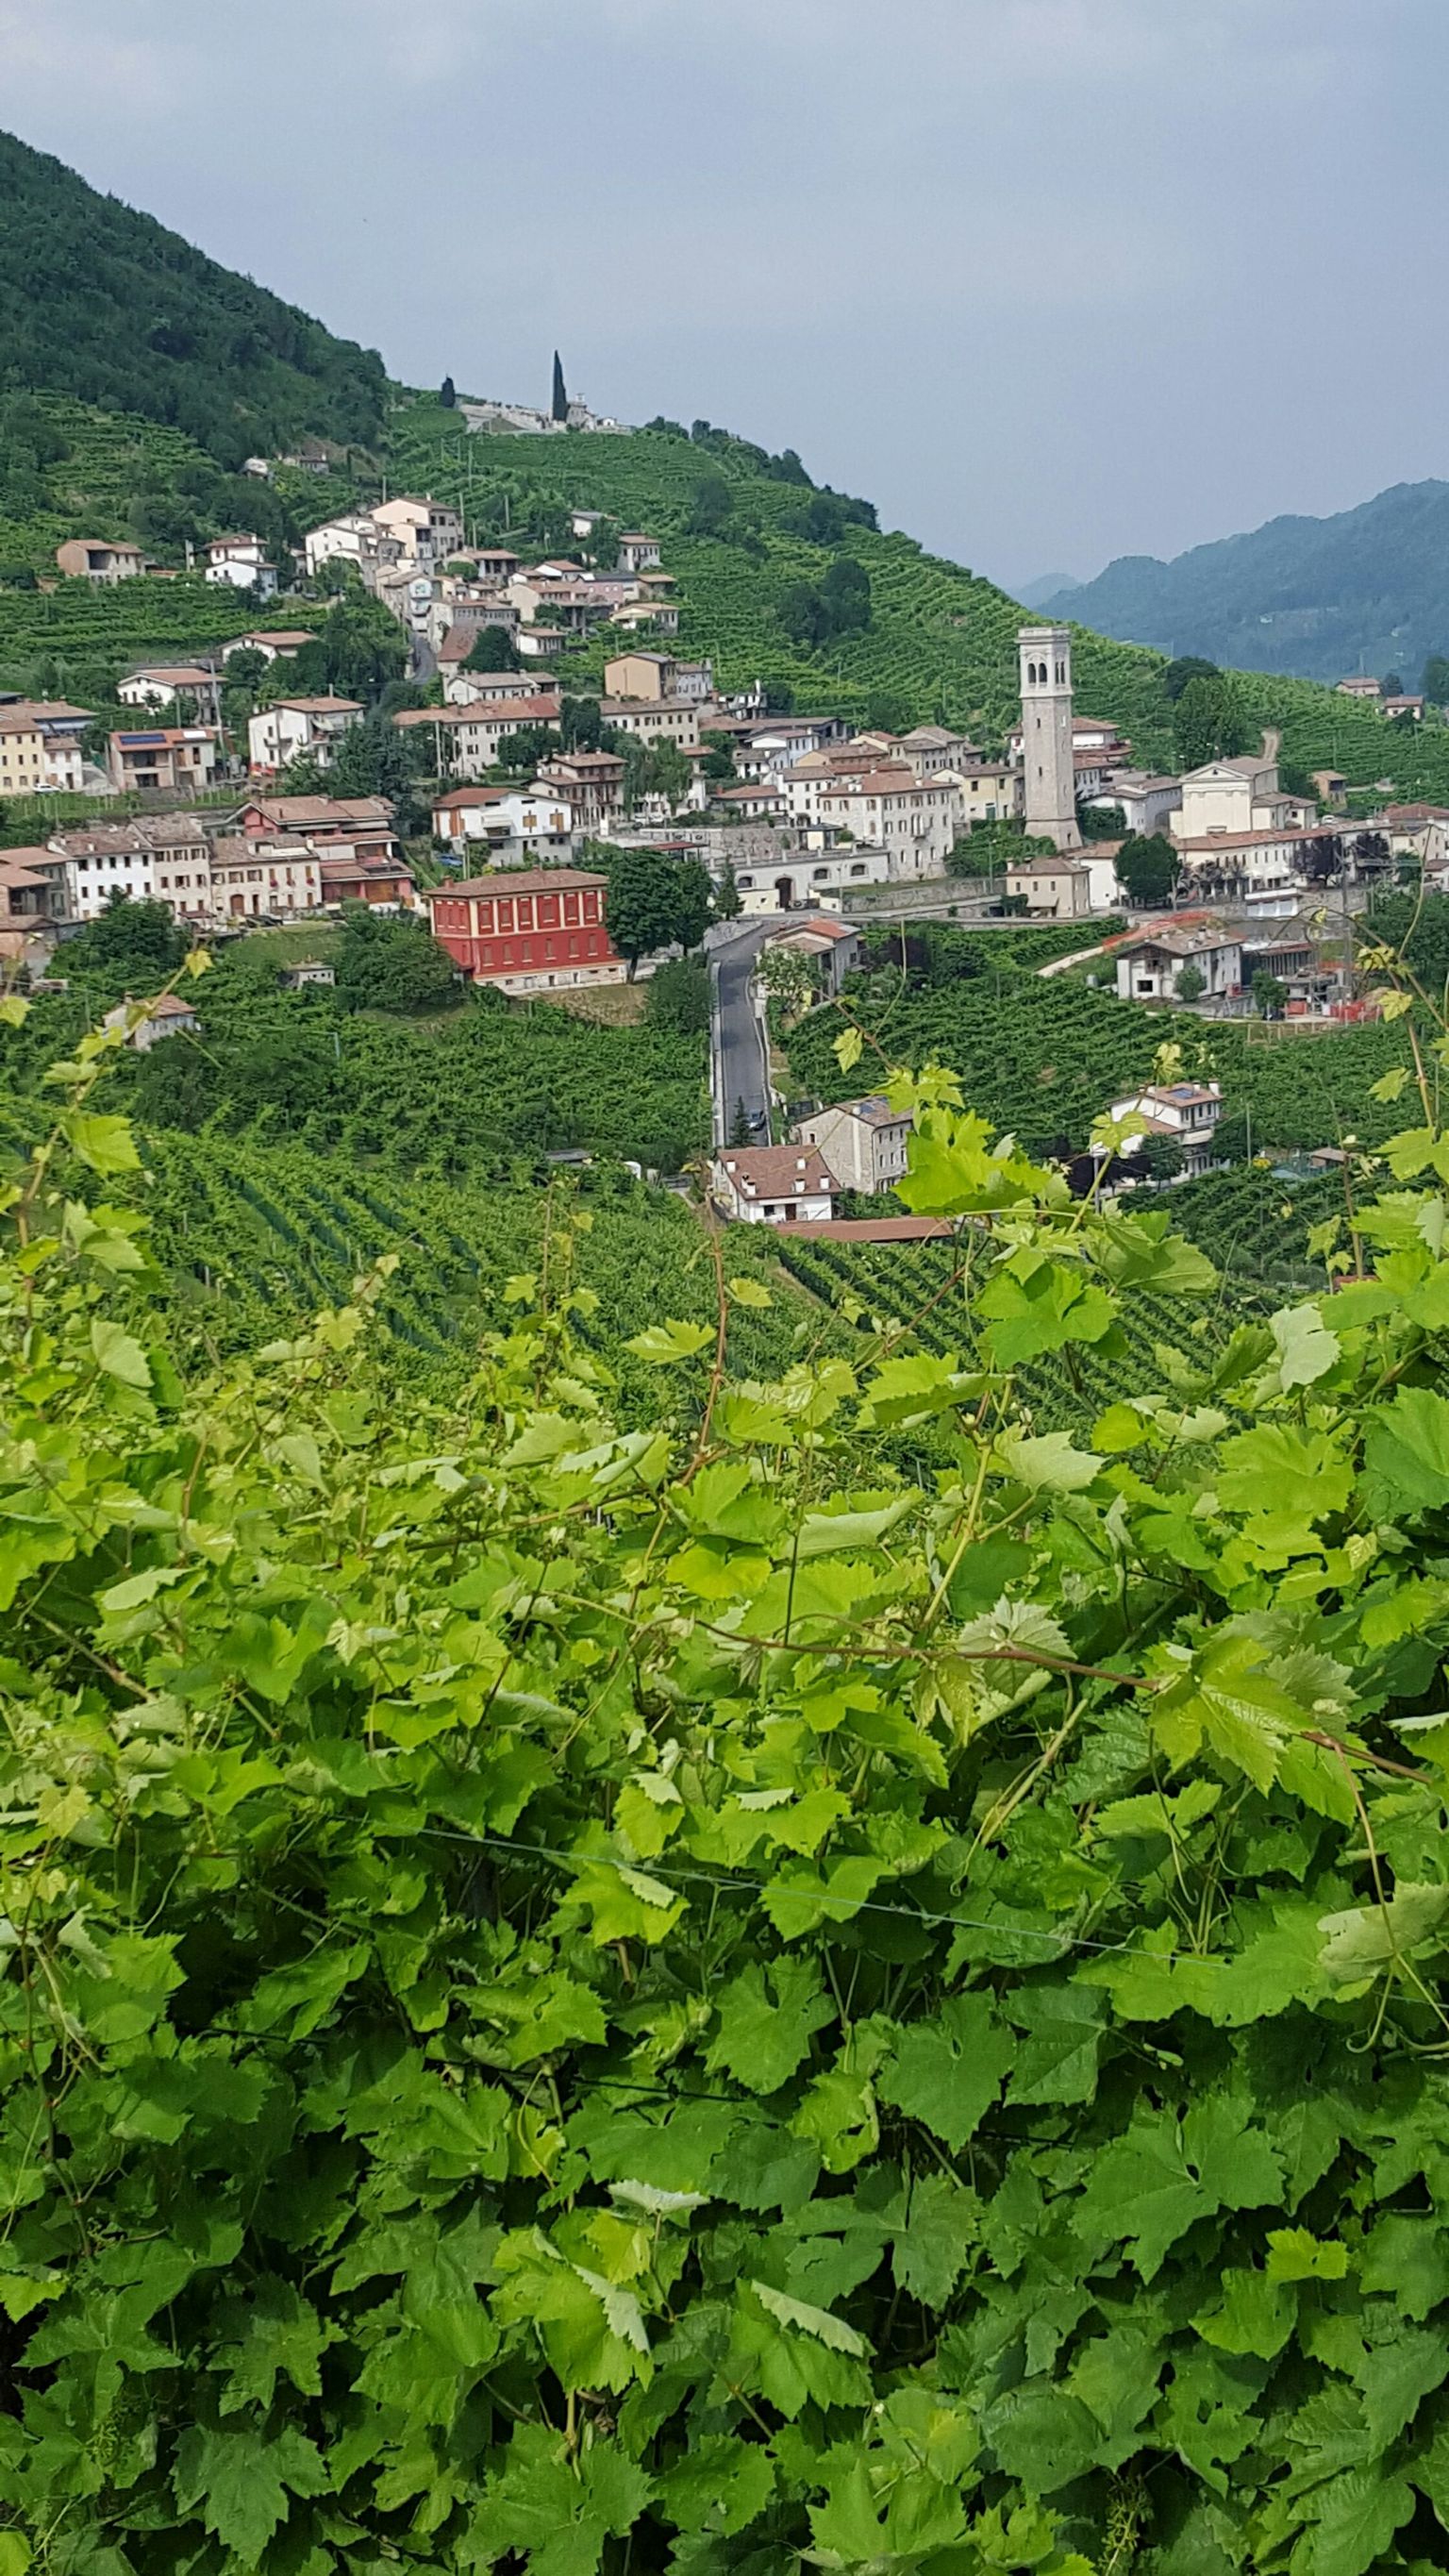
428 867 623 995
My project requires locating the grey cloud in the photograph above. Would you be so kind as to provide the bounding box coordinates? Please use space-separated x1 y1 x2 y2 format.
2 0 1444 583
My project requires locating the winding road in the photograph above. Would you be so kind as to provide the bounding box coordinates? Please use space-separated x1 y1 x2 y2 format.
708 918 776 1146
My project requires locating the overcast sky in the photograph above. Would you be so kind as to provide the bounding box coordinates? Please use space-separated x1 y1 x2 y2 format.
3 0 1444 590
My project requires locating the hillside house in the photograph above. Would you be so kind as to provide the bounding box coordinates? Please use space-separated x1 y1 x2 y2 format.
816 770 958 875
1085 771 1183 838
761 914 861 997
432 783 575 861
1114 925 1242 1002
0 853 58 939
55 538 143 583
0 700 91 794
1006 857 1093 918
302 513 402 583
247 697 363 774
604 650 677 701
1337 676 1383 698
102 994 201 1051
708 1145 841 1227
1008 713 1129 764
283 959 335 988
427 867 622 994
444 667 561 711
1109 1081 1224 1175
229 795 398 857
932 761 1021 831
208 835 323 920
730 845 892 912
107 727 219 796
795 1096 909 1193
1383 695 1426 723
392 694 563 780
117 666 219 711
371 496 465 567
1173 733 1313 841
318 854 416 912
609 599 681 640
617 533 661 573
204 535 276 594
222 629 314 663
598 697 701 750
533 751 626 832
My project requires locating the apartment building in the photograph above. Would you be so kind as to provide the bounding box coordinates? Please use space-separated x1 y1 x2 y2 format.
427 867 622 994
0 700 91 793
107 728 220 795
247 697 363 774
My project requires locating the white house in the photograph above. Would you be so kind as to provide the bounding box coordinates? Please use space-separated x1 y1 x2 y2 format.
729 845 895 912
117 665 218 711
248 697 364 774
204 535 276 596
1172 732 1313 843
795 1096 910 1194
303 513 402 583
102 994 202 1051
815 770 958 875
432 782 575 861
618 533 662 573
761 914 861 997
1109 1081 1224 1176
1085 771 1183 839
709 1145 841 1226
222 628 315 665
1114 926 1242 1002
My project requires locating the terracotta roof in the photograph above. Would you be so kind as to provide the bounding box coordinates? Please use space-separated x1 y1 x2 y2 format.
231 629 314 648
394 695 561 728
429 867 607 898
271 695 362 714
790 1215 955 1241
819 768 933 799
432 786 509 811
123 665 216 687
242 795 391 826
713 1145 840 1201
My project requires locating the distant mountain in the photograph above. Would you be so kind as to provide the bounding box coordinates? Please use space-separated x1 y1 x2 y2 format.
1043 481 1449 686
1014 573 1084 609
0 129 387 467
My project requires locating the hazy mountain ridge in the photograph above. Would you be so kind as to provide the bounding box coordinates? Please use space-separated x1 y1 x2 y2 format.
1045 478 1449 684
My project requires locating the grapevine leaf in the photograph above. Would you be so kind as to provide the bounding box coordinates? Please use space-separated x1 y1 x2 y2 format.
749 2279 869 2355
875 1992 1012 2149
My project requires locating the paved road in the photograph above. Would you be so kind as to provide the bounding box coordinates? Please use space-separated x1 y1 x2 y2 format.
410 625 437 683
709 920 776 1146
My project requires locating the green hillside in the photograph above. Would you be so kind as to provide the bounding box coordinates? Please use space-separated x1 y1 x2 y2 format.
386 404 1449 798
0 127 387 464
1046 479 1449 685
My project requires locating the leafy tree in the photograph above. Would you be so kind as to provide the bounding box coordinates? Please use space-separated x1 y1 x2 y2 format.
645 739 691 811
464 626 522 673
1173 672 1248 769
603 845 687 979
333 904 460 1014
494 726 566 778
1174 961 1206 1002
645 954 710 1035
223 644 269 696
1423 653 1449 706
289 594 407 703
714 861 743 919
1115 832 1178 909
702 732 738 783
1383 671 1403 696
63 894 189 995
440 374 457 408
1163 653 1221 701
673 858 714 953
729 1093 753 1143
687 473 735 538
1253 969 1288 1018
821 555 872 636
758 939 817 1022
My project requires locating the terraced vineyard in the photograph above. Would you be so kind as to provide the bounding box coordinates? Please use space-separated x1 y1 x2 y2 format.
788 974 1413 1158
144 1136 830 1411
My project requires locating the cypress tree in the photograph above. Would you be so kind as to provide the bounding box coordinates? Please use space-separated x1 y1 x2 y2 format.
551 351 568 423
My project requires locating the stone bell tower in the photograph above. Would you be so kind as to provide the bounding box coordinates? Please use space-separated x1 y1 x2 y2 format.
1018 623 1080 850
